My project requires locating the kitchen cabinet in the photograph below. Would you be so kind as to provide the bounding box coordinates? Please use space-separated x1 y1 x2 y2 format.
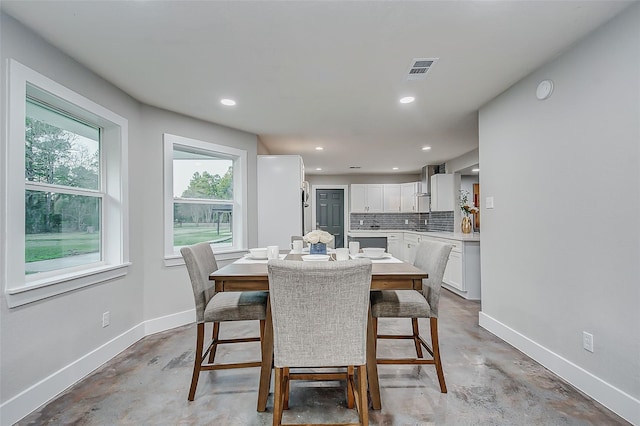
402 233 421 264
386 232 403 259
401 182 428 212
350 184 384 212
419 233 480 300
430 174 455 211
383 184 401 212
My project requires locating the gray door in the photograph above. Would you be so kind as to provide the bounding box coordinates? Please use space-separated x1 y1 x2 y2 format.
316 189 344 248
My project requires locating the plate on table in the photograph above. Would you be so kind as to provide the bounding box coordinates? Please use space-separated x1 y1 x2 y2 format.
356 252 392 259
301 254 331 262
245 254 268 260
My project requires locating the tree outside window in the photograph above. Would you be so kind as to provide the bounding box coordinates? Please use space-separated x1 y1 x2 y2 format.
24 98 102 274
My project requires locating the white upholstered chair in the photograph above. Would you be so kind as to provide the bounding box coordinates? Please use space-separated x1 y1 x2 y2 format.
267 258 372 426
181 242 268 401
370 240 452 393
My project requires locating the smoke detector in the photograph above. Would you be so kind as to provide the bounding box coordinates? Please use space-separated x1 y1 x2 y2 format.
406 58 438 81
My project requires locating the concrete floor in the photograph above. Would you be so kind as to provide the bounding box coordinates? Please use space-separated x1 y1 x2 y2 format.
18 290 629 425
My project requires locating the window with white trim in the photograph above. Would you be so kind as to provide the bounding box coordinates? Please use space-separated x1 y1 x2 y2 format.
163 134 247 262
3 60 129 307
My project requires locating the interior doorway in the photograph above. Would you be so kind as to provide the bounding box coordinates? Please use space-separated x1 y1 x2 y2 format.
311 185 349 249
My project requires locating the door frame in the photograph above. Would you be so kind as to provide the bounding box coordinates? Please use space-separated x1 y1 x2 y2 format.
311 184 349 249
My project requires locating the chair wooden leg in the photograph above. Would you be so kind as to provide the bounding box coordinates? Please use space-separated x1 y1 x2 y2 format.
346 365 355 409
188 323 205 401
412 318 424 358
208 322 220 364
372 317 378 351
259 319 266 344
283 367 290 410
357 365 369 426
273 367 284 426
430 317 447 393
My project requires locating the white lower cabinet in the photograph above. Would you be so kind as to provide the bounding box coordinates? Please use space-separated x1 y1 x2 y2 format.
402 233 421 264
386 233 403 260
407 233 481 300
443 248 463 291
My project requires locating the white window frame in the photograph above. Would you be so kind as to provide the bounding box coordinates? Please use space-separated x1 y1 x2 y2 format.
163 133 248 266
2 59 130 308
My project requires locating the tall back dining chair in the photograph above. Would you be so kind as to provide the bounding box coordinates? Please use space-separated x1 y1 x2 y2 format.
370 240 452 393
267 258 372 426
290 235 307 248
181 242 268 401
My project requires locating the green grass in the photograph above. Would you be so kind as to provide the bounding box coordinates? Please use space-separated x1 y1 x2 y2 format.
26 231 100 262
24 223 232 263
173 222 232 246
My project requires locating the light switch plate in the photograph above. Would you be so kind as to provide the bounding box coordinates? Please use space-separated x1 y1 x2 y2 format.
486 197 494 209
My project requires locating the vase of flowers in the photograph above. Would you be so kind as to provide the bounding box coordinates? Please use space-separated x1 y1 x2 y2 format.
303 230 334 255
459 190 478 234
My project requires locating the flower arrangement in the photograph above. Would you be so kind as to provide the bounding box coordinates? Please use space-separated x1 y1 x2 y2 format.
303 229 334 244
302 229 333 244
459 189 479 217
304 230 334 254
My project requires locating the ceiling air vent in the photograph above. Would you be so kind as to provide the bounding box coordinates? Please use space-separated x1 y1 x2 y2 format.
406 58 438 81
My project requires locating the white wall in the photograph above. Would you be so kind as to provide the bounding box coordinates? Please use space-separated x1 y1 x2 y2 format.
478 4 640 423
0 13 145 422
139 106 258 322
0 13 260 424
307 173 420 186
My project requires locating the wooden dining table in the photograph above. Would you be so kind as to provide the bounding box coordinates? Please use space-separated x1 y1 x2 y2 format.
209 252 427 412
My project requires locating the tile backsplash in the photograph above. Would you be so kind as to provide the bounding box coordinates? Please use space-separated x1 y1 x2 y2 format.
350 211 454 232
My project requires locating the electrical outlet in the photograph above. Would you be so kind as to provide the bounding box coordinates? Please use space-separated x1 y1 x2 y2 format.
102 311 110 328
359 220 363 225
583 331 594 352
405 219 409 224
424 219 427 225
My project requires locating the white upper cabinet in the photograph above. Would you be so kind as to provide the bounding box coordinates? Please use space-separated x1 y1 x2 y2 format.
383 184 401 212
400 182 428 212
430 174 454 211
351 184 384 212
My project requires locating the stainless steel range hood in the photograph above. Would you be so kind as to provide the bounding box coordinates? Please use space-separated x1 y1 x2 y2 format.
418 165 438 196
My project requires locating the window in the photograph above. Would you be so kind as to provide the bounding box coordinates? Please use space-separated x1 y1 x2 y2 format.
3 60 129 307
164 134 247 263
25 98 102 274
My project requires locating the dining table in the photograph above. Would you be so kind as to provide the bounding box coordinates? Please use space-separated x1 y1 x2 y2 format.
209 251 428 412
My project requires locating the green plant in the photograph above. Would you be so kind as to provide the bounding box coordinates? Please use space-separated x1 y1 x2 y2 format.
459 189 478 217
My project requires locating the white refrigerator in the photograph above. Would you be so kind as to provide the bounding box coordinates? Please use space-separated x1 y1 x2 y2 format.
257 155 307 248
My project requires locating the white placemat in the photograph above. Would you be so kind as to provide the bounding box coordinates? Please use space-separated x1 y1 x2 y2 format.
352 254 403 263
235 253 287 264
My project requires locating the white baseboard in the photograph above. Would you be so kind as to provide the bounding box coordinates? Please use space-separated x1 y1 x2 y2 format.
479 311 640 425
143 308 194 335
0 309 195 425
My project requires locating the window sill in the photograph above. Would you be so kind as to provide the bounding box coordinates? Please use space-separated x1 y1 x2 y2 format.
5 263 131 308
164 249 246 267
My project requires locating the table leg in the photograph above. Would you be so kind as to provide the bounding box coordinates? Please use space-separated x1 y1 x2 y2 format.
257 296 274 412
366 306 381 410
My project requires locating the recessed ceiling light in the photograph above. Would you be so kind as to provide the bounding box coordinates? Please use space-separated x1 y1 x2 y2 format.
315 168 322 171
392 167 399 170
220 98 236 106
472 168 480 172
399 96 415 104
315 147 324 151
421 146 431 151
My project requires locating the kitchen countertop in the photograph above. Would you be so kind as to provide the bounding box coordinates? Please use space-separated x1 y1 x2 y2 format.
348 229 480 242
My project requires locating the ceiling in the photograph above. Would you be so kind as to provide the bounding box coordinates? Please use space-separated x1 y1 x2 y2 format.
1 1 634 175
